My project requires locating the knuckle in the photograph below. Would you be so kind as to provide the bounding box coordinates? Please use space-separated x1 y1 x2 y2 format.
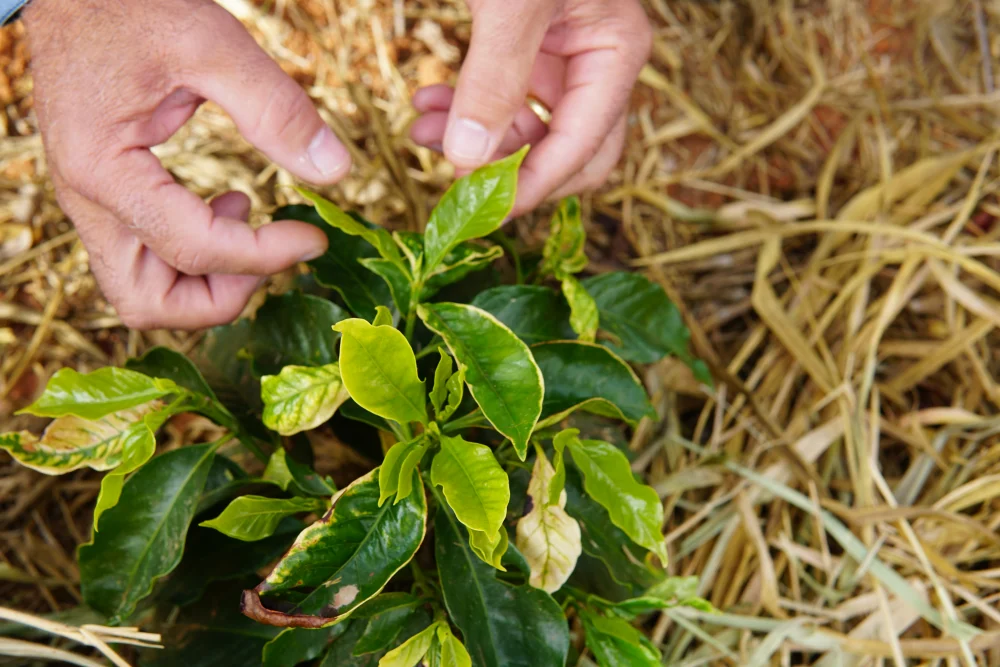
116 304 158 331
168 243 207 275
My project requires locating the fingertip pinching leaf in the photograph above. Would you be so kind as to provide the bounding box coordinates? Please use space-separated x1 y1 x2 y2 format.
334 318 428 426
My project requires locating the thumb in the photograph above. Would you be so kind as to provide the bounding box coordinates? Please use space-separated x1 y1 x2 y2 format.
444 1 555 169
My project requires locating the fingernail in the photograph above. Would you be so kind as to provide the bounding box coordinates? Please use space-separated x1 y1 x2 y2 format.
300 246 326 262
445 118 491 163
306 127 350 179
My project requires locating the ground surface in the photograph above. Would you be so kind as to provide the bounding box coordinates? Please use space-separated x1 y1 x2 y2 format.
2 0 1000 664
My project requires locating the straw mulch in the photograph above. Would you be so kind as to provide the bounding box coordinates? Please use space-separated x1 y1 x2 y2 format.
2 0 1000 664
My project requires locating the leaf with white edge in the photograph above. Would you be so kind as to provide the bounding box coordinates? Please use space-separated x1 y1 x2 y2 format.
531 341 654 429
276 204 392 321
263 448 337 497
579 609 660 667
541 196 587 278
296 188 404 267
378 436 427 505
360 258 413 316
560 430 667 565
377 621 437 667
372 305 394 327
561 275 598 342
79 444 217 624
430 434 509 540
469 526 508 571
515 448 581 593
435 503 570 667
334 319 428 425
418 303 542 459
261 363 349 436
471 285 575 345
251 292 349 376
200 495 327 542
19 367 179 420
429 349 453 417
582 271 711 384
242 467 427 629
0 400 162 475
435 624 472 667
422 148 528 273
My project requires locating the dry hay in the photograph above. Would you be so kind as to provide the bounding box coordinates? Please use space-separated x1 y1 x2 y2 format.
2 0 1000 664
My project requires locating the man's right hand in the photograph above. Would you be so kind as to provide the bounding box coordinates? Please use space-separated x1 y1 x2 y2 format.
24 0 351 330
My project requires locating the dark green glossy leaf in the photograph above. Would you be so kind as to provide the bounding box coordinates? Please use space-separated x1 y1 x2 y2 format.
579 609 660 667
560 432 666 564
251 292 348 376
126 347 237 430
435 503 569 667
334 318 427 425
418 303 542 459
422 148 527 272
531 341 654 428
262 626 343 667
263 448 336 497
353 602 419 655
200 495 326 542
242 467 427 629
582 272 711 383
276 204 392 321
339 399 391 431
541 196 587 278
470 285 575 345
188 319 264 422
19 367 178 420
360 258 413 316
564 467 663 591
164 518 304 607
80 444 217 624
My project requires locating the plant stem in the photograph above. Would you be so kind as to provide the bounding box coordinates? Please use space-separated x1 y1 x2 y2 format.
441 409 487 434
414 337 444 360
404 277 425 342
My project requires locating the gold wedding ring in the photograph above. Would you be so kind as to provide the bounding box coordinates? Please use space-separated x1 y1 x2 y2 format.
526 95 552 125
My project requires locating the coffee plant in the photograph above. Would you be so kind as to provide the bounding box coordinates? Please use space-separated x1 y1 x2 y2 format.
2 147 714 666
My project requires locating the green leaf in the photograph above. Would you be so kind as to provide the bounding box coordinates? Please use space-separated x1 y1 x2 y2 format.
430 434 509 545
276 204 392 321
242 467 427 629
79 444 217 624
261 363 349 436
418 303 542 459
200 495 327 542
439 364 466 424
541 196 587 277
468 525 508 571
262 626 343 667
435 624 472 667
19 367 179 420
471 285 575 345
422 148 528 273
579 609 660 667
559 431 667 565
188 319 265 431
582 272 711 383
378 436 428 505
92 409 174 529
435 503 569 667
563 467 662 591
394 232 503 298
319 621 386 667
377 621 437 667
251 292 349 376
353 596 421 655
360 258 413 316
561 275 598 342
372 305 395 327
429 350 453 418
531 341 654 428
340 399 391 432
163 518 305 607
0 400 163 475
334 319 428 426
296 188 404 267
514 447 581 593
263 448 337 497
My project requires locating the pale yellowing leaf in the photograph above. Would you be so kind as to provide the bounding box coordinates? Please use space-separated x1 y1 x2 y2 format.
261 363 349 436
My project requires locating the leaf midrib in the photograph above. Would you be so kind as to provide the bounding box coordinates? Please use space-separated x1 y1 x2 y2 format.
347 332 425 422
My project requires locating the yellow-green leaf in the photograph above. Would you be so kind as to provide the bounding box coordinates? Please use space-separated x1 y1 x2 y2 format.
515 448 581 593
379 436 427 506
200 495 327 542
261 363 349 436
561 275 598 343
19 367 179 420
0 400 162 475
334 319 427 425
377 621 437 667
541 196 587 278
296 188 405 268
429 349 453 418
372 306 394 327
469 525 508 572
436 624 472 667
430 435 509 539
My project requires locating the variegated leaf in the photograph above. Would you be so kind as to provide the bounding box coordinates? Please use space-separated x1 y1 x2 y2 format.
261 363 349 436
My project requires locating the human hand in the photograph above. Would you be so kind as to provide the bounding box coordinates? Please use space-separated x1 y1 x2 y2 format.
409 0 652 217
24 0 352 330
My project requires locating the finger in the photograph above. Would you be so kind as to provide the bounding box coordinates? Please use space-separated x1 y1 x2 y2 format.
412 85 454 113
68 148 328 277
183 7 351 183
545 113 627 204
412 107 548 158
515 4 652 211
209 190 252 221
442 0 557 169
